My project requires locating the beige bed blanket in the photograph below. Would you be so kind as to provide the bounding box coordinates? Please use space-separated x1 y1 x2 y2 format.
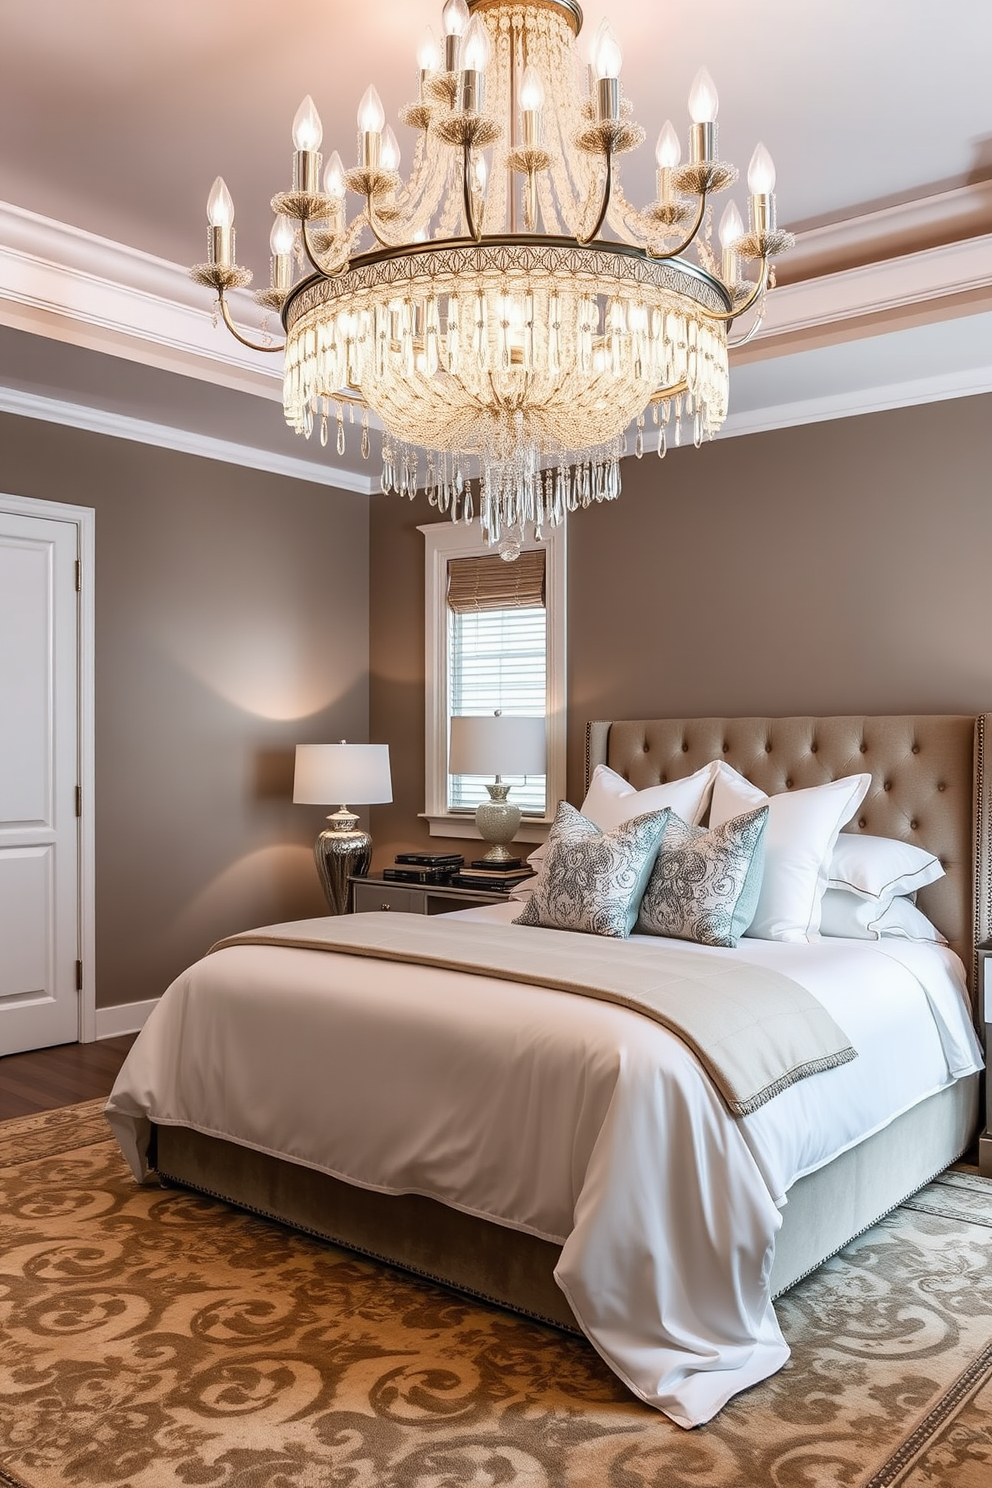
209 913 856 1116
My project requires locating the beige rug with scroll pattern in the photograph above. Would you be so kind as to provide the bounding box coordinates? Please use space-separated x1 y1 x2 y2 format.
1 1100 991 1487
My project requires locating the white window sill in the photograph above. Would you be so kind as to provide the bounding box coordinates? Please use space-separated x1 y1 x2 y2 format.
420 813 551 844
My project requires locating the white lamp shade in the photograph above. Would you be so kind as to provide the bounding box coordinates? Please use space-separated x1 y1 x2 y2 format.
293 743 392 805
448 715 546 777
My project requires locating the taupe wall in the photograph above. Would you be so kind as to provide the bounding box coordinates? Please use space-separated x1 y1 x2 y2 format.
369 392 992 864
1 412 369 1009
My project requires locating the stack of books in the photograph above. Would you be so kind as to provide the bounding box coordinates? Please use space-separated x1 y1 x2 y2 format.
448 859 535 894
381 851 463 884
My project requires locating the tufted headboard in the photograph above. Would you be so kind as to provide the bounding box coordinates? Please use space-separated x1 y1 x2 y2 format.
586 714 992 1011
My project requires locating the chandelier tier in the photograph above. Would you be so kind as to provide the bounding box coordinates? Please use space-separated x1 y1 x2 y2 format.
191 0 793 548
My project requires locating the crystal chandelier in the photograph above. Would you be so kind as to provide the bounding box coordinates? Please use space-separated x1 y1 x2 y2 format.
191 0 793 549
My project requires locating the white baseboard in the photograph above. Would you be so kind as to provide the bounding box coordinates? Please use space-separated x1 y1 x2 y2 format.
94 998 159 1040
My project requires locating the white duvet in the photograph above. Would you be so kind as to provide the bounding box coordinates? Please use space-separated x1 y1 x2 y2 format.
106 902 983 1428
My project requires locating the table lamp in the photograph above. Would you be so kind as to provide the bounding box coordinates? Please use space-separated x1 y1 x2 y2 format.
448 712 546 862
293 741 392 913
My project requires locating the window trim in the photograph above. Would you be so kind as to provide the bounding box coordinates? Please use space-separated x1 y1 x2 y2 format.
420 521 566 842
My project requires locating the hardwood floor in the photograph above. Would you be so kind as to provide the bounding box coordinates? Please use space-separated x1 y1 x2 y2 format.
0 1034 138 1122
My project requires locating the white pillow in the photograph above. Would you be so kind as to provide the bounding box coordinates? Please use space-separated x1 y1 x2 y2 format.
708 764 871 942
819 888 947 943
515 762 717 899
827 832 944 904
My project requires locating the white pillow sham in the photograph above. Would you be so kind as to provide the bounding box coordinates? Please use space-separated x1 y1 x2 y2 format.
513 762 717 899
819 888 948 943
708 763 871 942
827 832 944 904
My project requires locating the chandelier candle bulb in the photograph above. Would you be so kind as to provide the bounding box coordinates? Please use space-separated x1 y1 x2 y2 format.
459 15 491 113
381 126 401 173
358 86 385 169
688 68 719 165
748 142 777 233
291 96 323 193
520 65 545 146
443 0 470 73
593 24 623 123
269 214 296 291
719 200 744 287
418 26 441 93
205 176 235 268
655 120 681 204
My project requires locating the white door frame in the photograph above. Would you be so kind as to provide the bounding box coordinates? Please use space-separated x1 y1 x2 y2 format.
0 492 96 1042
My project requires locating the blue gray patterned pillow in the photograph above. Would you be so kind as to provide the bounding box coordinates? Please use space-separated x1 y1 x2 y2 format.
514 799 670 938
635 806 769 948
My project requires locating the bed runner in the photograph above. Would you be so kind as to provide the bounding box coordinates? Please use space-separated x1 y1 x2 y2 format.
209 914 856 1117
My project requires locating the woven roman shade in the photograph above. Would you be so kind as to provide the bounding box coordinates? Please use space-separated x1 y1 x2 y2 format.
447 550 546 613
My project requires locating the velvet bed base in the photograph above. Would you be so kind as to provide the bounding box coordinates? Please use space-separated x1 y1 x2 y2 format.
152 714 990 1328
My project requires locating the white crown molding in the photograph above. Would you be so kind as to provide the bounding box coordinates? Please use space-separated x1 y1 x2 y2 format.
0 384 378 494
782 180 992 282
755 233 992 344
0 199 283 399
718 360 992 442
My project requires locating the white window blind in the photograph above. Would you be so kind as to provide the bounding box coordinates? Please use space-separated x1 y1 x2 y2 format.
447 553 547 815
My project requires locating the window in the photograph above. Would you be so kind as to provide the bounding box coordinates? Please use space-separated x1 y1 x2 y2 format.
421 522 566 841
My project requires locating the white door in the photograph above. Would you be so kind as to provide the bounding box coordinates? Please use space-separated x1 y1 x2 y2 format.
0 509 79 1054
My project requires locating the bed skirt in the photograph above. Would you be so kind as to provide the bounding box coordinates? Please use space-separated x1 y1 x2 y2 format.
153 1073 978 1326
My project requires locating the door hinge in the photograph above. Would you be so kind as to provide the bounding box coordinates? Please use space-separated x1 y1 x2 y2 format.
76 960 83 991
76 785 82 817
75 559 81 592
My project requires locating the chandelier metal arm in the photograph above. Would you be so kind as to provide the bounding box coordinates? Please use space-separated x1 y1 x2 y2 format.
701 256 770 324
644 192 708 263
463 144 483 243
217 291 285 354
299 216 350 278
365 194 417 252
575 148 614 247
726 306 766 351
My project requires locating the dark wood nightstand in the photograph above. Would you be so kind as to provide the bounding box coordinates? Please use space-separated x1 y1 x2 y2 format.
349 875 514 916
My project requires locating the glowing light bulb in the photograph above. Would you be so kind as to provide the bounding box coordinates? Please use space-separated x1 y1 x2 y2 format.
323 150 346 200
206 176 234 228
442 0 469 37
462 15 491 72
688 68 719 124
417 25 440 72
719 200 744 248
381 126 401 172
655 120 681 170
520 65 545 113
357 85 386 134
269 214 295 256
593 23 623 81
292 95 323 151
748 142 776 194
472 152 488 193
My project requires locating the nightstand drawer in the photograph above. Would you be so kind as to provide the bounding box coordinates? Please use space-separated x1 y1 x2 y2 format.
352 880 426 915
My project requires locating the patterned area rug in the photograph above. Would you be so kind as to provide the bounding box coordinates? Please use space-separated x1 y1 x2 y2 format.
2 1102 991 1488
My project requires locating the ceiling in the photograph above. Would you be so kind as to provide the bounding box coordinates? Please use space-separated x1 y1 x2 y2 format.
0 0 989 489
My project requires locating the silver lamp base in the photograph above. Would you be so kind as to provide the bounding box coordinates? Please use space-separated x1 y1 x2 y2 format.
314 809 372 914
475 782 522 863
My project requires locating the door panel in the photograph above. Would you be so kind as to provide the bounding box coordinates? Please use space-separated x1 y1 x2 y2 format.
0 512 78 1053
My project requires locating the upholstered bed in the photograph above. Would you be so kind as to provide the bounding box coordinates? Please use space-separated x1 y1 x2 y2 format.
106 714 987 1427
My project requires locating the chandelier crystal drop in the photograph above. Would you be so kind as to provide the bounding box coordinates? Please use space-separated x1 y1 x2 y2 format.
191 0 793 549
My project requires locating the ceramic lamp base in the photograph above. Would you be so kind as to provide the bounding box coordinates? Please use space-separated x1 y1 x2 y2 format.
475 782 521 863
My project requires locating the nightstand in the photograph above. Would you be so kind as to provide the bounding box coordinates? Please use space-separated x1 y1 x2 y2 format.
979 947 992 1177
350 875 513 916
